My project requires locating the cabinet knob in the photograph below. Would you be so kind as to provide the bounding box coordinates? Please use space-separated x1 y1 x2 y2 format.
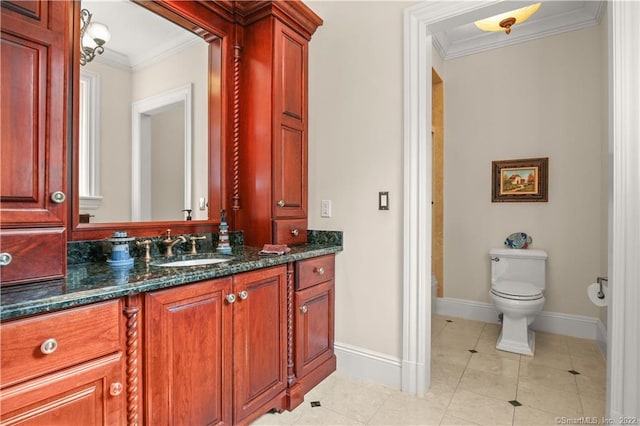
277 200 285 207
110 382 123 396
225 294 236 304
40 338 58 355
0 253 12 266
238 290 248 300
314 267 325 275
300 305 308 314
51 191 66 204
291 229 299 237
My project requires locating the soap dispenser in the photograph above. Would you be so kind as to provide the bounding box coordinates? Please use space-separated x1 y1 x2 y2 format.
216 209 232 255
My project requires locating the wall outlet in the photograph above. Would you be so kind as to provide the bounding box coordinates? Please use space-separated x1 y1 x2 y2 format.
321 200 332 218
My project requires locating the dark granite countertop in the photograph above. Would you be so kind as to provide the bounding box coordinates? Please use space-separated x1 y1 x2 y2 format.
0 243 342 322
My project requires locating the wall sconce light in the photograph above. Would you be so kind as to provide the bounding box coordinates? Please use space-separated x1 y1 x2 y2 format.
474 3 541 35
80 8 111 66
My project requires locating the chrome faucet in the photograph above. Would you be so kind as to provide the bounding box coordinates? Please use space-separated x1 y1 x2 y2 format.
163 229 186 257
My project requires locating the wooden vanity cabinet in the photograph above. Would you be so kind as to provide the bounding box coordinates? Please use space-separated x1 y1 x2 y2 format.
0 0 69 285
145 278 233 425
290 254 336 407
237 3 322 247
232 266 289 424
0 300 126 425
144 266 288 425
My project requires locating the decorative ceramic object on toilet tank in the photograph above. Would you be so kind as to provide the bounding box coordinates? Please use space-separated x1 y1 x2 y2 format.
504 232 532 249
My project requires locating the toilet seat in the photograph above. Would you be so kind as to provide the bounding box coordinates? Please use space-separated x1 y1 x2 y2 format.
491 280 543 301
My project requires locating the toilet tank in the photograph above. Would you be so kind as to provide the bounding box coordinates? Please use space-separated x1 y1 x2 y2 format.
490 248 547 290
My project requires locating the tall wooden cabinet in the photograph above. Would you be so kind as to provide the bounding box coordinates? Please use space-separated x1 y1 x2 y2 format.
237 2 322 247
0 0 69 285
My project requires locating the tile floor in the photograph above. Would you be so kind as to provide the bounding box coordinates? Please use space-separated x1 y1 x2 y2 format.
253 314 606 425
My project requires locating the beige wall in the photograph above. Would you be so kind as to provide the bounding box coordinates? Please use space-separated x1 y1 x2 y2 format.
308 1 607 360
83 60 132 222
599 5 609 328
308 1 414 358
442 26 606 317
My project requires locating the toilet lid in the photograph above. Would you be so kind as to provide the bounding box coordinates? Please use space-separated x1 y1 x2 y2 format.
492 280 543 300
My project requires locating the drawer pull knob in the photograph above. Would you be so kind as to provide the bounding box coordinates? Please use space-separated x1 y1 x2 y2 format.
40 338 58 355
291 229 299 237
51 191 66 204
315 267 325 275
277 200 286 207
226 294 236 304
300 305 308 314
0 253 12 266
110 382 123 396
238 290 248 300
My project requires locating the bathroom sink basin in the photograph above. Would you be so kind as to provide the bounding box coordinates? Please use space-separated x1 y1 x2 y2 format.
154 258 232 267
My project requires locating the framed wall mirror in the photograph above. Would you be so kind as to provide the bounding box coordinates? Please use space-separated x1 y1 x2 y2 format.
70 0 235 240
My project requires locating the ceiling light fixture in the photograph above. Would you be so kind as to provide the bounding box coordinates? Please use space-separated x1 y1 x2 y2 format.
80 8 111 65
474 3 541 35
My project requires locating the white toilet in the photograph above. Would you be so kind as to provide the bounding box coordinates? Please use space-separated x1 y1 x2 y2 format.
489 248 548 356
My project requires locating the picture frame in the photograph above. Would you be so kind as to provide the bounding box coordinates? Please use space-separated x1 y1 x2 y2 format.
491 157 548 202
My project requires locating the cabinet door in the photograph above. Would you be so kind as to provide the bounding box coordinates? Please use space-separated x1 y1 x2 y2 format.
233 266 288 422
0 0 68 285
295 279 335 379
272 21 307 220
145 278 232 426
0 353 125 426
0 1 68 227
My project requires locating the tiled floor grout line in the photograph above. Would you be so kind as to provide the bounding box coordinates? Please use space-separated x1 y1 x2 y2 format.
511 355 522 426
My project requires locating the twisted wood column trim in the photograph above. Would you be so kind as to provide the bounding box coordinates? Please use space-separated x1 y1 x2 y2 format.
124 298 140 426
232 42 242 212
287 262 296 385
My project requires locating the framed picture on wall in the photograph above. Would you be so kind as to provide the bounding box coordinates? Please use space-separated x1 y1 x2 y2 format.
491 157 548 202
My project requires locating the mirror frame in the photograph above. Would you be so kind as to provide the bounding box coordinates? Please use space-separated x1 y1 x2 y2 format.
69 0 235 240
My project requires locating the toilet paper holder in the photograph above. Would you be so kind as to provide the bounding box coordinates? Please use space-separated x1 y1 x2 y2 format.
596 276 608 299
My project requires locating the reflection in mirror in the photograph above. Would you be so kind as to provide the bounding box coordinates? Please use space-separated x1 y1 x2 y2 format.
78 0 209 223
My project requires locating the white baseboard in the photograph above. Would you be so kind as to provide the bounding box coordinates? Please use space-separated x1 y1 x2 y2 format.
434 297 601 340
433 296 500 324
334 342 402 390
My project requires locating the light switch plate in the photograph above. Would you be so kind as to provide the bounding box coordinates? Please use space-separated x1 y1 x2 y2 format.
379 192 389 210
321 200 332 218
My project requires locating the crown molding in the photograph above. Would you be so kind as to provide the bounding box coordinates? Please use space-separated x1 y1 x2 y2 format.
433 1 606 60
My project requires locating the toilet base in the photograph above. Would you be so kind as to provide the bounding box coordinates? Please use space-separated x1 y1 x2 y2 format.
496 329 536 356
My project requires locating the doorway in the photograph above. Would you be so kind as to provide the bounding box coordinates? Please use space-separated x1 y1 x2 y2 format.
403 2 640 417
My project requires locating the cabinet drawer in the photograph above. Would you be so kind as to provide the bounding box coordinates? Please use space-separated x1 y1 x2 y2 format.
296 254 335 291
273 219 307 245
0 228 66 286
1 300 122 388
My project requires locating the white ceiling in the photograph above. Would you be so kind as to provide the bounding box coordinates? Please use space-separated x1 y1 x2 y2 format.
432 1 606 60
82 0 204 70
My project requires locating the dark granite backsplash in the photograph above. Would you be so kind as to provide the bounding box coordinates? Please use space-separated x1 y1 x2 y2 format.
68 230 341 265
68 231 244 265
307 230 343 246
